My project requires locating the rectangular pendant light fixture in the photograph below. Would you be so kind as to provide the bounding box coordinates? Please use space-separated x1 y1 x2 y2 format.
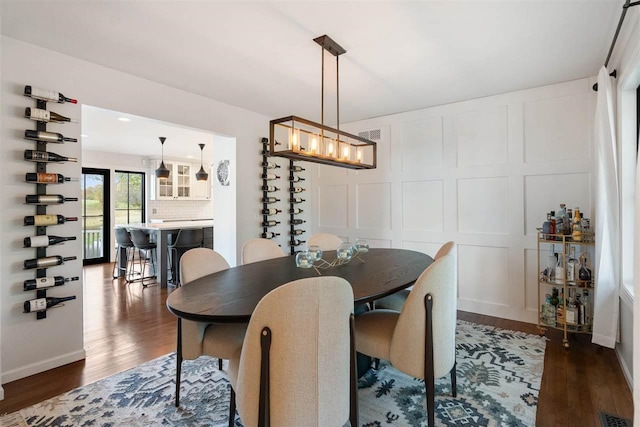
269 35 377 170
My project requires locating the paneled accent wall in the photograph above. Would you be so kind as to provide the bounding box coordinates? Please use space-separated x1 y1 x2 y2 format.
311 78 595 323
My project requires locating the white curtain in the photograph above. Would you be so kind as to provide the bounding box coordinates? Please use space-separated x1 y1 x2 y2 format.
634 130 640 427
591 66 620 348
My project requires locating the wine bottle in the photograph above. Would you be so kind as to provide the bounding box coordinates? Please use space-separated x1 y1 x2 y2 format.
26 172 77 184
262 232 280 239
262 162 281 169
24 130 77 143
24 276 79 291
579 254 592 285
24 150 78 163
289 208 303 214
291 239 306 246
289 176 305 182
261 185 280 192
290 219 306 225
24 235 77 248
24 255 77 270
25 107 78 123
260 149 270 156
262 220 280 227
24 295 76 313
25 195 79 205
292 187 305 193
290 197 305 204
24 215 78 226
290 165 306 172
261 208 281 215
24 86 77 104
290 229 305 236
262 173 280 180
261 197 280 204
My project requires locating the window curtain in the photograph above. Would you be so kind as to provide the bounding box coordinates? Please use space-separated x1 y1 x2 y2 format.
634 130 640 427
592 66 620 349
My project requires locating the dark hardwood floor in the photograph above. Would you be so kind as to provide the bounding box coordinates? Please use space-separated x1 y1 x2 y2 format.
0 263 634 425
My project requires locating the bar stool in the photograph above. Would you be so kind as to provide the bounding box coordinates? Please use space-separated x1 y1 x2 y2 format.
129 229 158 287
112 227 138 282
168 228 203 287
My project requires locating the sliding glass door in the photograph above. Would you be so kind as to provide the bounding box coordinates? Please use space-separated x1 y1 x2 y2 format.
82 168 110 265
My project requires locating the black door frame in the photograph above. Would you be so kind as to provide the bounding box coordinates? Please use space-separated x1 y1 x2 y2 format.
82 167 111 266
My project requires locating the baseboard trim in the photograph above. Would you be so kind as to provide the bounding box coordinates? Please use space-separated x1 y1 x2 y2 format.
1 349 86 384
457 299 537 324
616 345 633 392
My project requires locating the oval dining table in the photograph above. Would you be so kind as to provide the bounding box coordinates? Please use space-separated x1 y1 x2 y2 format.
166 248 433 323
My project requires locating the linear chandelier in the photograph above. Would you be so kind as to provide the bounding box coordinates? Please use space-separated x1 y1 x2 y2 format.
269 35 377 170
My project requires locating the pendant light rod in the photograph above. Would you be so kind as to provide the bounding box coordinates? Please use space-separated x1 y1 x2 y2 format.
314 35 346 134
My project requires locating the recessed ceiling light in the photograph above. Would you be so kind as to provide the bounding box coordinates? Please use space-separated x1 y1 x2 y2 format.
81 134 88 138
118 117 131 122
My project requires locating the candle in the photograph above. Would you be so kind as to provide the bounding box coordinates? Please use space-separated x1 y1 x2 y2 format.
299 259 309 267
356 148 362 163
328 142 334 157
310 137 318 154
342 146 349 160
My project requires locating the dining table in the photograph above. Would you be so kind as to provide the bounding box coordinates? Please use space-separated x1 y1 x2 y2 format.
166 248 433 323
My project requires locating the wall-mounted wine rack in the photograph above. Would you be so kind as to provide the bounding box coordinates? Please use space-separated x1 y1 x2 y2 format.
259 137 309 254
260 137 282 241
23 85 78 320
288 160 306 255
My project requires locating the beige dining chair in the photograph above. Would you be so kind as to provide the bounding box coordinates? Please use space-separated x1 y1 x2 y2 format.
175 248 247 407
375 241 456 311
241 238 286 265
307 232 343 251
354 252 457 427
226 276 358 427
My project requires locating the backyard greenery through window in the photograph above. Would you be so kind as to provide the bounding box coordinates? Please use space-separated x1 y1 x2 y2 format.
115 171 145 226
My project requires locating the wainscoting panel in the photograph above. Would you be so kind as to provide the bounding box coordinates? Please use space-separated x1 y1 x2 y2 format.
524 248 541 312
318 185 349 228
400 117 443 171
402 180 444 231
458 245 510 306
456 106 508 167
523 92 590 163
356 183 392 230
457 177 508 234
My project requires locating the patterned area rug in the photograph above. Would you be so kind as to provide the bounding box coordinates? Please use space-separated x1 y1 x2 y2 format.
1 321 545 426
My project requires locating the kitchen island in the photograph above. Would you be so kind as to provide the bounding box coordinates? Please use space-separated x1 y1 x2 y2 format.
119 220 214 288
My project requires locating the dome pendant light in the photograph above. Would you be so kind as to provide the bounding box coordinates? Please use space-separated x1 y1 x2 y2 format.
195 143 209 181
155 136 170 179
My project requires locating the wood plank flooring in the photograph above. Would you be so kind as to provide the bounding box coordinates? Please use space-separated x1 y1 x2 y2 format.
0 263 634 425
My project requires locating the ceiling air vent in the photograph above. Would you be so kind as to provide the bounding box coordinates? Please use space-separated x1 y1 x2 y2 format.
359 128 382 141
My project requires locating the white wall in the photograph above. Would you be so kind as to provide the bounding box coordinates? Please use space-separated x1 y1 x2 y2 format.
1 36 272 384
212 136 237 265
313 77 596 324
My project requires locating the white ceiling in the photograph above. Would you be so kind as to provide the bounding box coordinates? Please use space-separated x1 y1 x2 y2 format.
1 1 622 125
81 105 215 160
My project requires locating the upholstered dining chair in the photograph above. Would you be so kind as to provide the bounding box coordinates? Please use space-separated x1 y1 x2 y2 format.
354 252 457 427
241 238 286 265
175 248 247 407
375 241 456 311
307 232 343 251
226 276 358 427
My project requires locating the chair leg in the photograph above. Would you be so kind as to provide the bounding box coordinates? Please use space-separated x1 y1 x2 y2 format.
450 362 457 397
112 245 119 278
424 293 435 427
218 358 223 370
228 387 236 427
175 318 183 407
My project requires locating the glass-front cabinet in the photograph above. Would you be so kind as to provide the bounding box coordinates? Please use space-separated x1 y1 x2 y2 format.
151 159 210 200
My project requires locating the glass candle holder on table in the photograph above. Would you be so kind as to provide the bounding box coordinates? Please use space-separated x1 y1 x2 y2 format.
353 239 369 253
337 243 354 261
295 250 314 268
308 245 323 262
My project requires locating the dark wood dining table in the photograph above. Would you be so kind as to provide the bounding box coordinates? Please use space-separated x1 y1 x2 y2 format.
166 248 433 323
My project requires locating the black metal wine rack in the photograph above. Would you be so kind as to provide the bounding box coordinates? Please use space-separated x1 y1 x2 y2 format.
288 160 306 255
260 137 281 241
24 88 77 319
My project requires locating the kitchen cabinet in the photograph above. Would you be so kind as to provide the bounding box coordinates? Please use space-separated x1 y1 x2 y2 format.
150 160 210 200
192 163 212 200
